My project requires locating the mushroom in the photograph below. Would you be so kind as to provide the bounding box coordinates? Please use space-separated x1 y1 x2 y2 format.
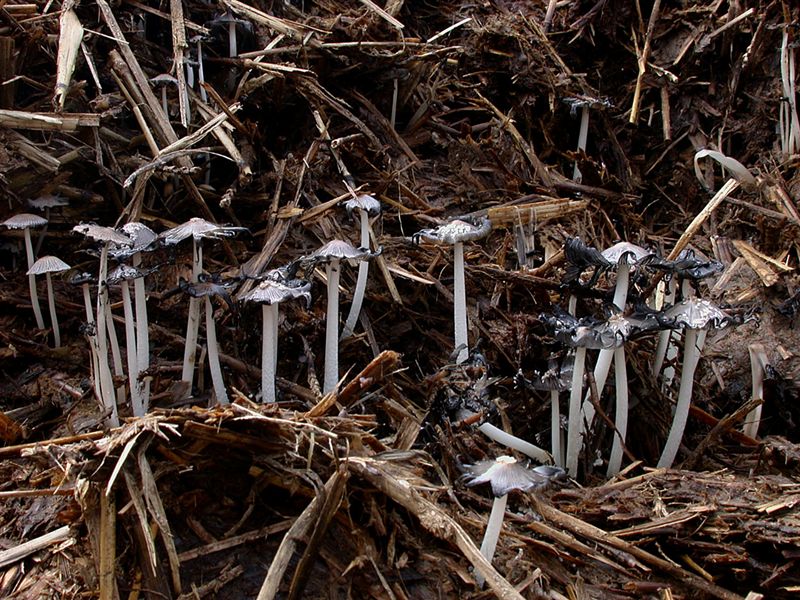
190 34 209 102
209 10 249 58
149 73 178 118
73 223 133 426
465 456 565 587
2 213 49 329
70 271 102 403
341 194 382 339
743 343 769 439
107 264 150 417
27 194 69 255
298 240 378 394
657 298 738 468
241 270 312 403
412 217 492 363
26 255 70 347
159 217 246 390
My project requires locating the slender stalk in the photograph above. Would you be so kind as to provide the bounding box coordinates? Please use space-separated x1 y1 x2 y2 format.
453 241 468 363
44 273 60 347
95 244 119 426
205 296 228 404
24 228 45 329
228 22 237 57
566 346 587 478
550 388 562 467
132 254 150 413
743 343 767 439
262 303 278 403
607 346 629 477
652 278 677 376
476 422 551 464
572 105 590 182
81 283 101 402
121 280 144 417
475 494 508 588
323 259 341 394
658 327 705 468
104 299 126 408
341 210 371 339
182 240 203 386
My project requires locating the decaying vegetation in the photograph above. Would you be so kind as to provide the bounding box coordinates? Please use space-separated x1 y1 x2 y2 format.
1 0 799 598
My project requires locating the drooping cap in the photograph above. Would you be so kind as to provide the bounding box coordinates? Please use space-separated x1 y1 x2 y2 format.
2 213 48 230
299 239 379 268
27 255 71 275
242 276 312 307
110 222 157 259
345 194 381 217
159 217 247 245
73 223 133 246
465 455 566 497
601 241 654 266
663 298 737 330
28 195 69 210
413 216 492 246
650 248 723 281
540 306 661 350
107 264 148 283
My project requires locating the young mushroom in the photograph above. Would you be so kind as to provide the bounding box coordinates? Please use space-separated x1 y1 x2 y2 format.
465 456 566 587
298 240 378 394
657 298 739 468
241 269 312 403
149 73 178 118
412 217 492 364
209 10 249 58
159 217 246 391
27 255 70 347
341 194 381 339
2 213 49 329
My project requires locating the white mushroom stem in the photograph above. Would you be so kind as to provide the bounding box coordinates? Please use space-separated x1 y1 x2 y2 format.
23 228 45 329
228 21 237 57
566 346 587 478
197 41 208 102
341 209 371 340
182 240 203 385
44 273 61 347
132 254 150 413
205 296 228 404
104 299 126 408
261 303 279 403
95 244 119 426
580 264 631 443
550 388 563 467
607 346 629 477
572 104 590 182
476 422 551 464
323 259 341 394
453 241 468 364
743 343 768 439
81 283 102 401
475 493 508 588
658 327 706 468
652 278 677 377
120 280 144 417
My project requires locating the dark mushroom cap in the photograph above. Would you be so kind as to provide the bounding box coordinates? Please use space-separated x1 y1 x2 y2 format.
540 306 662 350
73 223 133 246
465 455 566 497
242 277 312 307
27 255 70 275
3 213 48 230
159 217 247 245
70 271 96 285
345 194 381 217
413 217 491 246
650 248 724 281
663 298 737 330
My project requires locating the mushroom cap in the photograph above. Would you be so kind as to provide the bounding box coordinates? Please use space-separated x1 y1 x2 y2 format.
27 255 71 275
663 298 735 330
27 195 69 210
345 194 381 217
413 217 491 245
242 277 312 307
465 455 566 497
159 217 247 245
651 248 724 281
73 223 133 246
107 264 147 283
541 306 649 349
70 271 95 285
111 222 157 259
300 239 379 267
601 241 654 266
150 73 178 85
3 213 48 230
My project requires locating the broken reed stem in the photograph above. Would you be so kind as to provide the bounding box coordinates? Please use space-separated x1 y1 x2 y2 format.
629 0 661 124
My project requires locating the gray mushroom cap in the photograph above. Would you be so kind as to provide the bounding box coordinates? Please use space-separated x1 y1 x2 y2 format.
27 255 71 275
301 239 379 267
107 264 148 283
3 213 48 230
73 223 133 246
601 241 653 266
465 455 566 498
28 195 69 210
111 222 157 259
70 271 95 285
413 217 492 245
345 194 381 217
159 217 246 245
150 73 178 86
242 277 312 307
663 298 735 330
